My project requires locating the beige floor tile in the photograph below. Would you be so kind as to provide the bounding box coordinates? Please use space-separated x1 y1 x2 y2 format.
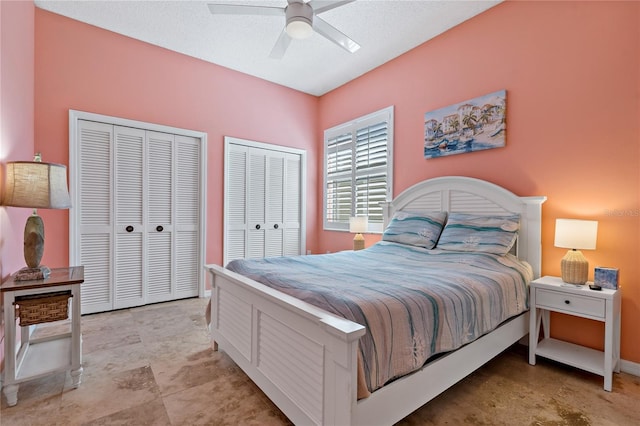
58 365 161 423
80 398 172 426
3 297 639 426
0 372 66 425
162 374 288 426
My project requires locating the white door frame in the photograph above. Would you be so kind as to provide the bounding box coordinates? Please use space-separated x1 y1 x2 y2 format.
68 110 208 298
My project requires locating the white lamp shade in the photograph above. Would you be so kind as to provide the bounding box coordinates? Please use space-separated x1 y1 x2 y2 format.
554 219 597 250
286 19 313 39
2 161 72 209
285 1 313 39
349 216 368 233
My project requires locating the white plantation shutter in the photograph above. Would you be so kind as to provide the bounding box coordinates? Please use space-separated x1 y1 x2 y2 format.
324 106 394 232
325 132 353 226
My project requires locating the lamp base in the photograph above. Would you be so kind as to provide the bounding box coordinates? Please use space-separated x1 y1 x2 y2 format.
353 233 365 251
13 266 51 281
560 249 589 285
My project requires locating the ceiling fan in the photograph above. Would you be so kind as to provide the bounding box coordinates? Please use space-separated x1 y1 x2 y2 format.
208 0 361 59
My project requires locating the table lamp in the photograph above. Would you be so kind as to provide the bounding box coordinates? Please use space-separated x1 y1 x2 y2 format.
2 154 72 280
349 216 368 251
554 218 598 285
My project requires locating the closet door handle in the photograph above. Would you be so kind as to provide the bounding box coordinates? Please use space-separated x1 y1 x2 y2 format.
255 224 261 230
126 225 134 233
274 224 279 229
156 225 164 232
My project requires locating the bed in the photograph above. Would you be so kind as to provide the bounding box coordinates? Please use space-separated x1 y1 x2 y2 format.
205 176 546 425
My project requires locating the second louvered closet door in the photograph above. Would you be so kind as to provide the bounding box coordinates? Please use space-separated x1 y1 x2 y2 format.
224 137 305 265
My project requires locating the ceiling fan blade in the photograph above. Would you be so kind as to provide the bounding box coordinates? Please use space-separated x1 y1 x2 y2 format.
269 28 292 59
208 3 284 17
313 16 360 53
308 0 355 15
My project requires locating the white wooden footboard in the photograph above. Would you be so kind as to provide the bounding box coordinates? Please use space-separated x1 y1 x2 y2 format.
207 264 365 425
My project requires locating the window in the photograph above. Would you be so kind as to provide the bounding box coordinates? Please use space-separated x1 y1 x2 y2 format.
323 106 394 233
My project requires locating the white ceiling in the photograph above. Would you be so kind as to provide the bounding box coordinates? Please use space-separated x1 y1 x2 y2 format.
34 0 501 96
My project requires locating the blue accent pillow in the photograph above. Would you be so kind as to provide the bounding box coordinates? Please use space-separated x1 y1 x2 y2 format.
436 213 520 255
382 211 447 249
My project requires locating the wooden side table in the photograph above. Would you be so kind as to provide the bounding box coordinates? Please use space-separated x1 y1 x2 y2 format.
1 266 84 406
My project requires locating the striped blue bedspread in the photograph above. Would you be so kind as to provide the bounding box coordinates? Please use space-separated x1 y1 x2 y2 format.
226 241 533 394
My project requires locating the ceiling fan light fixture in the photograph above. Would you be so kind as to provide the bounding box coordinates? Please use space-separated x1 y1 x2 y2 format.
285 1 313 39
286 18 313 39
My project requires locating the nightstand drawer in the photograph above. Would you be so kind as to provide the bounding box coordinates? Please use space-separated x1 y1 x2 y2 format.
536 288 605 319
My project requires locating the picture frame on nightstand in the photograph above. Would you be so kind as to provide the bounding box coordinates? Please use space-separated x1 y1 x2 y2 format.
594 267 619 289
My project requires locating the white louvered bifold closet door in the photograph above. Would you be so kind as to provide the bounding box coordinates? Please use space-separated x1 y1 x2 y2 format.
225 145 248 264
146 131 174 303
174 135 201 297
265 152 284 257
75 118 203 314
247 149 267 259
114 126 145 309
283 153 301 256
77 121 114 313
224 138 304 265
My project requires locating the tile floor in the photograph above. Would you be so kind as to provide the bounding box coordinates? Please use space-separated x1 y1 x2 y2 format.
1 297 639 425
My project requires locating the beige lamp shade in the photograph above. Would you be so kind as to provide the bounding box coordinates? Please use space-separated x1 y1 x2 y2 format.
2 161 72 209
2 160 71 280
554 219 598 285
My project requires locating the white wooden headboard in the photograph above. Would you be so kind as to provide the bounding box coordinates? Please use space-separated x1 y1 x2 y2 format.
382 176 547 278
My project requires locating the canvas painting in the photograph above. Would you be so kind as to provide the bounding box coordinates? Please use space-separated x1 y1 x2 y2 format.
424 90 506 159
594 267 619 290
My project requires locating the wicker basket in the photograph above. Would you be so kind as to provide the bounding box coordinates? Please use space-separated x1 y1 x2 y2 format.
14 291 72 326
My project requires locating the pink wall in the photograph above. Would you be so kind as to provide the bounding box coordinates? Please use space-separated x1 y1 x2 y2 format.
19 1 639 368
0 0 35 373
33 9 319 270
319 1 639 363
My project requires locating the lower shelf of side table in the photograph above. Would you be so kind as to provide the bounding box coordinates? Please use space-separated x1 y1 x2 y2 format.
16 336 72 381
535 338 605 377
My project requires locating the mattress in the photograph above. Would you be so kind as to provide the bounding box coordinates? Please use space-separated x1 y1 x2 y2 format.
226 241 533 395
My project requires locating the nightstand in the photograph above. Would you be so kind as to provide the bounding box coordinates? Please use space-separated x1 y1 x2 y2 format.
528 275 621 391
1 266 84 406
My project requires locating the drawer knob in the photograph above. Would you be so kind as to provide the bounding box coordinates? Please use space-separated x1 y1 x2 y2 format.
564 300 570 304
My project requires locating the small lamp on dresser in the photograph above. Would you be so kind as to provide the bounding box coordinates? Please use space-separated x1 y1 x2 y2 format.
349 216 368 251
554 218 598 285
1 153 72 280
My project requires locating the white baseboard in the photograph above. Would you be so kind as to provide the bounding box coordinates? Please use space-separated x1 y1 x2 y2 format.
621 359 640 377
